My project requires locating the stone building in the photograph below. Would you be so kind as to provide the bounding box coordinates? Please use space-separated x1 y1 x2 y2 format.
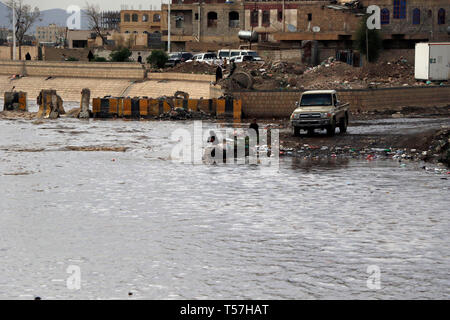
118 10 163 49
360 0 449 46
161 1 245 52
36 24 68 46
150 1 450 53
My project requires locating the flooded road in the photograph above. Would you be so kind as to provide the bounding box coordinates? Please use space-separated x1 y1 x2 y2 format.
0 110 449 299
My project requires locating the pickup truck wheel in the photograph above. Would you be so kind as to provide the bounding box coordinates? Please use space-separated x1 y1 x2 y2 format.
326 122 336 136
293 126 301 137
339 116 348 134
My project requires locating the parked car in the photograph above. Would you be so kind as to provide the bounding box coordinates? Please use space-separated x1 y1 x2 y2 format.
230 55 260 63
165 52 193 67
218 49 262 63
217 49 244 61
239 50 263 61
290 90 350 137
189 52 218 64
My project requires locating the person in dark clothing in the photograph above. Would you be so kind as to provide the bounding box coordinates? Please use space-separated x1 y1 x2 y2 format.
229 61 236 77
87 50 94 61
137 52 142 64
25 52 31 60
215 65 223 83
249 118 259 144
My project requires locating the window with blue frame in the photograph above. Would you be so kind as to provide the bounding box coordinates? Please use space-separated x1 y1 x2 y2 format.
438 8 445 25
412 8 420 24
381 8 390 25
393 0 406 19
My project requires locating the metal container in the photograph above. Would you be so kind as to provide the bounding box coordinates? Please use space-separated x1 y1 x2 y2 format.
238 30 258 42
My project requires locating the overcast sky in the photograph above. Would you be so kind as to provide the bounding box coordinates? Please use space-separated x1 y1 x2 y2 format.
7 0 167 11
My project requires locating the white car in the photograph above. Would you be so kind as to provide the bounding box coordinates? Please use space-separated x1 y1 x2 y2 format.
188 52 218 64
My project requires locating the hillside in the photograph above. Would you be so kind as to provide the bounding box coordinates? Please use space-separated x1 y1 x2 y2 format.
0 1 89 33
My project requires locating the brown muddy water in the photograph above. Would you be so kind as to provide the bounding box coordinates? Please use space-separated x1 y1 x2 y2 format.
0 101 449 299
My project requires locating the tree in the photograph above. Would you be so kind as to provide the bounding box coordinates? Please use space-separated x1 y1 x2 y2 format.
6 0 41 60
354 15 383 63
109 47 132 62
147 50 168 68
84 2 107 46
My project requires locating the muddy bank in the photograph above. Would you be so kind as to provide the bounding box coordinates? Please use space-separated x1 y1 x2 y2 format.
274 117 450 168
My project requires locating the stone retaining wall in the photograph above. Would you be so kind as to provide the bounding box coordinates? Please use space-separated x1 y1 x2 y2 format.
0 60 145 80
232 86 450 118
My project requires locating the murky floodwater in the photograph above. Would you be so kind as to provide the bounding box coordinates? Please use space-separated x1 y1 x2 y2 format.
0 105 449 299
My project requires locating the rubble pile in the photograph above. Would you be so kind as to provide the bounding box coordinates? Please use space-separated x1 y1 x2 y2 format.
164 61 217 74
157 107 212 120
216 56 434 91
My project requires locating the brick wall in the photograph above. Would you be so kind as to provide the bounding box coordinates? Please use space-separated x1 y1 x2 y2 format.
0 46 39 60
233 86 450 118
0 61 145 80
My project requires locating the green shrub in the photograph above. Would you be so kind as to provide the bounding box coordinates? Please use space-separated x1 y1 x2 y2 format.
354 15 383 63
147 50 168 68
92 55 107 62
109 47 132 62
66 56 79 61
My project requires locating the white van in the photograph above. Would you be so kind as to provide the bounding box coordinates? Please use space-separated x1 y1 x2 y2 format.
218 49 262 62
190 52 217 64
218 49 243 61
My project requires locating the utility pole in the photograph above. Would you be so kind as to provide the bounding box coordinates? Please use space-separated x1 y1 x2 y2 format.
168 0 171 53
12 0 16 60
365 27 369 64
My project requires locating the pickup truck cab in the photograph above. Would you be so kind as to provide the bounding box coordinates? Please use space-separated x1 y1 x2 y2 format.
290 90 349 136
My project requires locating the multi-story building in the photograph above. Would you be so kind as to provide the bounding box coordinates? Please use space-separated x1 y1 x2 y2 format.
100 11 121 31
36 24 68 45
161 0 246 52
120 10 162 33
0 28 10 45
116 1 448 54
118 10 163 49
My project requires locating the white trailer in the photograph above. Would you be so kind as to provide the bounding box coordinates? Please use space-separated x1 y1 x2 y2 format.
414 42 450 81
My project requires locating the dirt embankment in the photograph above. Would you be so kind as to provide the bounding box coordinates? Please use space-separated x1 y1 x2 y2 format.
257 107 450 167
165 56 447 92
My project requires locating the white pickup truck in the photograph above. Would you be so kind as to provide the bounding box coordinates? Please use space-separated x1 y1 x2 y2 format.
290 90 349 136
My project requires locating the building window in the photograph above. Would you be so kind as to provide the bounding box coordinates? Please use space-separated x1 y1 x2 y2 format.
381 8 390 25
260 32 268 42
124 14 130 22
143 14 148 22
437 8 445 25
175 14 184 28
195 13 199 20
153 14 161 22
278 10 283 22
207 12 218 28
262 10 270 27
229 11 239 28
393 0 406 19
307 13 312 21
132 14 138 22
412 8 420 25
251 10 258 27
